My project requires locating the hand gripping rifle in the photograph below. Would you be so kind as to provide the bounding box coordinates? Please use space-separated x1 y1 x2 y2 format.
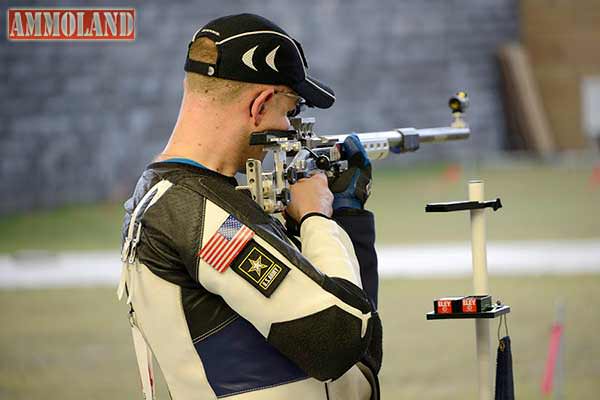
236 92 471 213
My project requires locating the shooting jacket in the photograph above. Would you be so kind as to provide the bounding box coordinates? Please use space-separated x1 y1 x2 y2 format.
119 162 382 400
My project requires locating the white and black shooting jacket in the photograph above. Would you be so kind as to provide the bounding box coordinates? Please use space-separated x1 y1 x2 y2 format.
120 161 382 400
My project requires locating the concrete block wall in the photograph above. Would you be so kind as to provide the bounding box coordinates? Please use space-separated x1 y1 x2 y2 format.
0 0 518 214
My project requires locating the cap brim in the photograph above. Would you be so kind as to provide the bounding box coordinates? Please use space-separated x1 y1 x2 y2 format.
292 75 335 109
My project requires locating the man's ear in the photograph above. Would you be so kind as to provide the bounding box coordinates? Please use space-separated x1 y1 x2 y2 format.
250 88 274 127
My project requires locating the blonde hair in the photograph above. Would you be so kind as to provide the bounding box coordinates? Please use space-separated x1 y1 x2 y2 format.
184 37 251 103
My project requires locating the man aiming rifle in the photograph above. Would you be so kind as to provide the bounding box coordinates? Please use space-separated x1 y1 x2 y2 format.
119 13 382 400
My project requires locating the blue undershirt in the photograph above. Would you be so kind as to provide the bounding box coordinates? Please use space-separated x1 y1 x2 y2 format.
163 158 207 170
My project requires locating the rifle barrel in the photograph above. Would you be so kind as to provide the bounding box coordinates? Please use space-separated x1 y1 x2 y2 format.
322 126 470 160
417 127 470 143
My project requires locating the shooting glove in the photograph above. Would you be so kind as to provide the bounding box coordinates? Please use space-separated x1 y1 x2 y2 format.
330 134 372 210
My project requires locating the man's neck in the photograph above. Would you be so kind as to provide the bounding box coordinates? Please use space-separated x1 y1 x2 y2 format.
158 100 246 177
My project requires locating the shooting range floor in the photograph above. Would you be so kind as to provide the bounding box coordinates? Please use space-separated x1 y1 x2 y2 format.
1 239 598 288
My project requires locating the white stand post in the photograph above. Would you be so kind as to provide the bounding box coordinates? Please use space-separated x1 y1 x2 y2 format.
469 180 493 400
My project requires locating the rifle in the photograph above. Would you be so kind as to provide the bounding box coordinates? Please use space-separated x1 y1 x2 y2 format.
236 92 470 213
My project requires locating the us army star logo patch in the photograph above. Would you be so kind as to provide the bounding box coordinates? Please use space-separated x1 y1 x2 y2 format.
232 240 290 298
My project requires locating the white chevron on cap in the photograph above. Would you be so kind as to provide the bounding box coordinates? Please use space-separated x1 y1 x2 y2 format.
218 31 307 77
242 45 259 71
265 45 280 72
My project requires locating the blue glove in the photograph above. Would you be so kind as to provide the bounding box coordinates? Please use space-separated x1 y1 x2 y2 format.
330 134 372 210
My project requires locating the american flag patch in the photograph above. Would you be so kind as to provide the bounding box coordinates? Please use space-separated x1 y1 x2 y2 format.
199 215 254 273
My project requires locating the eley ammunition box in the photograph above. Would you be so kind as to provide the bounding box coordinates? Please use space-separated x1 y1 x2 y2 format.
461 295 492 313
433 297 464 314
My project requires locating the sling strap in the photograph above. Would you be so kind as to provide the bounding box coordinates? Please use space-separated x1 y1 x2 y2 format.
117 179 173 400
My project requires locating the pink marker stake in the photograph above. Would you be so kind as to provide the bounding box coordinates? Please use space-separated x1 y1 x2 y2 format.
541 302 565 397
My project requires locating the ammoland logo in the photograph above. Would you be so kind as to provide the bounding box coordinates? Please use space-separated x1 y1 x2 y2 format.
7 8 135 41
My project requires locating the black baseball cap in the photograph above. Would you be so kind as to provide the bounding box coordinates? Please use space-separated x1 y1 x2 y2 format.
184 13 335 109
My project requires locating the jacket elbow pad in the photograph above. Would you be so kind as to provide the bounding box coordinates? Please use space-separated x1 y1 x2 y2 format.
268 305 376 381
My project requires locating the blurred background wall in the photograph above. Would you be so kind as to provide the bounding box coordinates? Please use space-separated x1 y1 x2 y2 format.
0 0 520 215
